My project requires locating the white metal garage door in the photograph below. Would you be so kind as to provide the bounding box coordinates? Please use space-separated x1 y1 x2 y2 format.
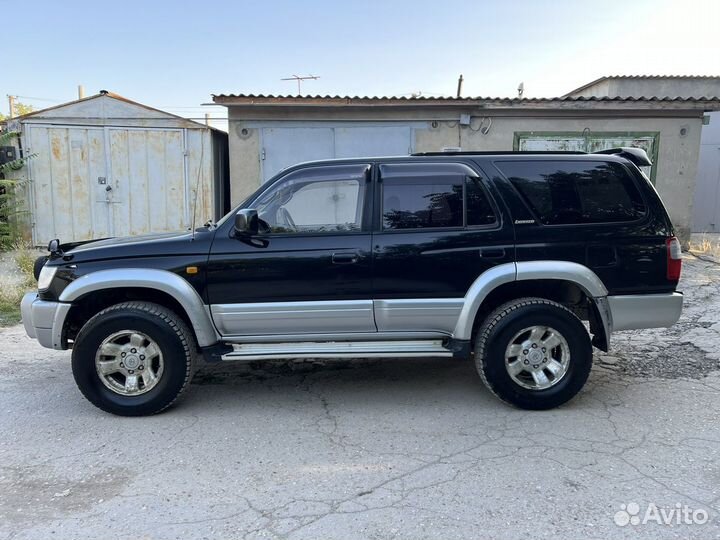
692 145 720 232
27 126 190 244
260 126 413 183
693 114 720 232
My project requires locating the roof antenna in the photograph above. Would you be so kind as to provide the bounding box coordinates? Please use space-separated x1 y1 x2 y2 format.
281 74 320 95
456 74 464 98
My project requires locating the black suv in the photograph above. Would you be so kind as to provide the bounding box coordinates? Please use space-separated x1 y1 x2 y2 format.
22 148 683 416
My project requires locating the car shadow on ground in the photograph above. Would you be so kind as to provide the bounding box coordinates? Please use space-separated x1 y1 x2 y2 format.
186 356 614 414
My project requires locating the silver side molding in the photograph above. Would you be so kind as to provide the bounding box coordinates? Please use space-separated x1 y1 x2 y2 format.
211 300 376 335
223 331 449 343
374 298 463 334
59 268 219 347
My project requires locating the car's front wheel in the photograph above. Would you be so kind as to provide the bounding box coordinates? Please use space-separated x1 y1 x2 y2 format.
72 301 196 416
475 297 592 410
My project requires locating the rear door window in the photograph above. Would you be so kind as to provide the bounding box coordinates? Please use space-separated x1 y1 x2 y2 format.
382 178 463 229
496 160 646 225
380 163 496 230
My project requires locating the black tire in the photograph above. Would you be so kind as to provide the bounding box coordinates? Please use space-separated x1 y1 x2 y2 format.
72 301 196 416
475 297 592 410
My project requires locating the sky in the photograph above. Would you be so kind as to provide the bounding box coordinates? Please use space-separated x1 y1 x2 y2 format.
4 0 719 128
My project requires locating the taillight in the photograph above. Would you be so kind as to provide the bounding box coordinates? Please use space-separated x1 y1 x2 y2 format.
666 236 682 281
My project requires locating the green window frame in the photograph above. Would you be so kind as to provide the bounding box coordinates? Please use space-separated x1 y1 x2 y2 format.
513 131 660 183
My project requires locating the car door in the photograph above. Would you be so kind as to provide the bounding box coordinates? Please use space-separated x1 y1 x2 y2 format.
206 163 375 337
371 161 515 334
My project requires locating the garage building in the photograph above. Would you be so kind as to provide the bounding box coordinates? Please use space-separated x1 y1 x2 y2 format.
6 91 229 246
213 92 720 244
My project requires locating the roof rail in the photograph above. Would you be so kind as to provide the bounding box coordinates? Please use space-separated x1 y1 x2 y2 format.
409 147 652 167
591 147 652 167
410 150 585 157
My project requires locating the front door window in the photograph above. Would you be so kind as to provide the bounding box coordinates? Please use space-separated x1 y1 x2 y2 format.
254 166 368 234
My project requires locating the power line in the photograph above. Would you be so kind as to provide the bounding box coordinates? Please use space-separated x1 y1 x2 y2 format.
14 95 66 103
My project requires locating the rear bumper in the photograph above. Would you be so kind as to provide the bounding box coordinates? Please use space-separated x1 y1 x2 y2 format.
608 292 683 331
21 292 71 350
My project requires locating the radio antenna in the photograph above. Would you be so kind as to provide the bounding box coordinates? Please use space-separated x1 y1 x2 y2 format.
281 74 320 95
190 132 205 240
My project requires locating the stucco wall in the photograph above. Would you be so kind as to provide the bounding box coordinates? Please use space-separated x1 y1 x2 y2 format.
228 122 262 203
227 113 702 243
417 116 701 242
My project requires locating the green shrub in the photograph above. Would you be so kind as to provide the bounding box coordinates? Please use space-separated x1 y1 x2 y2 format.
13 240 37 288
0 131 34 251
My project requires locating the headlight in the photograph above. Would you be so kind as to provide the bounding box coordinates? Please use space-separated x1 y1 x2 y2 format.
37 266 57 291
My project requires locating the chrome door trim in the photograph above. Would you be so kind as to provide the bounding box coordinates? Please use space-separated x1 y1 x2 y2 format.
211 300 376 336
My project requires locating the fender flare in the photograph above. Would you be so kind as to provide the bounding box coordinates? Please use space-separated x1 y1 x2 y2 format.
452 261 609 341
59 268 219 347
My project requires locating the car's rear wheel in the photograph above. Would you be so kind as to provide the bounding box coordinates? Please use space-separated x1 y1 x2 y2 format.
475 297 592 410
72 301 196 416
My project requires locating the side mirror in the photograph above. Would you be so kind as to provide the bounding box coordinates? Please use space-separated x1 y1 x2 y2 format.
234 209 259 236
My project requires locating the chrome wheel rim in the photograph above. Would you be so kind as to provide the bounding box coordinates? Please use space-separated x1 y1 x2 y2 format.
504 325 570 390
95 331 164 396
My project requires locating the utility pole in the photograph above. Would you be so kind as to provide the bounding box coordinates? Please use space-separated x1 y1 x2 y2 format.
456 74 464 98
78 85 85 99
204 113 210 126
7 95 15 118
281 74 320 95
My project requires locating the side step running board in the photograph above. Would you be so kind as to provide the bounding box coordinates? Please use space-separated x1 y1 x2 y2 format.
221 340 453 361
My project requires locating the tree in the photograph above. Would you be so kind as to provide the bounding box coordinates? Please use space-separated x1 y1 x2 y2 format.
0 101 34 121
0 131 35 248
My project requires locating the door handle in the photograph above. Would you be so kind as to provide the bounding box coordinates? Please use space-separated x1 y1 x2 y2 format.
332 252 359 264
479 248 506 259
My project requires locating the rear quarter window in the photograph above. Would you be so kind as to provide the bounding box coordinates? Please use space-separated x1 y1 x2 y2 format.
496 160 646 225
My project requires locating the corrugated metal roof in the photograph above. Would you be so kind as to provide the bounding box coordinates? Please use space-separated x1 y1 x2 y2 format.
563 75 720 97
10 91 223 131
603 75 720 80
212 93 720 104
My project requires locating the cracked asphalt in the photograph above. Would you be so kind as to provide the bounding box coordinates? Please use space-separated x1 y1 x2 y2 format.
1 254 719 540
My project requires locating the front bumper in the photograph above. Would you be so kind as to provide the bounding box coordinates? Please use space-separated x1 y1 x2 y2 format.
608 292 683 332
21 292 71 350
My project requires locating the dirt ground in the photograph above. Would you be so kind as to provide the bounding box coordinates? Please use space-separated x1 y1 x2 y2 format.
1 254 719 540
